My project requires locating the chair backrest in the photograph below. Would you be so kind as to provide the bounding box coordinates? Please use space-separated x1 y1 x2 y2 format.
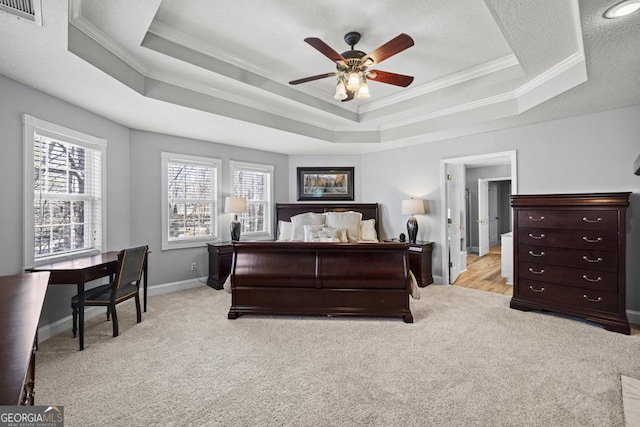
113 245 148 291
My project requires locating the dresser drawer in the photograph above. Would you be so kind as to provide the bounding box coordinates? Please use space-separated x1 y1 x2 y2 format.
517 228 617 251
519 279 617 312
519 262 617 292
518 245 617 272
517 210 618 231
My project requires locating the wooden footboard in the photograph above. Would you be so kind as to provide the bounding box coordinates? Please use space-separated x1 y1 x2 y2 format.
228 242 413 323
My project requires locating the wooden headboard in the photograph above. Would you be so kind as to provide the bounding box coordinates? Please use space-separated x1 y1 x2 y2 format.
275 203 380 233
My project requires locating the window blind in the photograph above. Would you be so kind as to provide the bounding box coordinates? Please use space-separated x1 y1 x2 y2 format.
232 162 273 236
33 134 102 259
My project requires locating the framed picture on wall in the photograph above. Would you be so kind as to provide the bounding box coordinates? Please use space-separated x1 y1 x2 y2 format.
296 167 354 201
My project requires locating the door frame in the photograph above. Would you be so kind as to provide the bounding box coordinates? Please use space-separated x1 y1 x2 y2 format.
440 150 518 285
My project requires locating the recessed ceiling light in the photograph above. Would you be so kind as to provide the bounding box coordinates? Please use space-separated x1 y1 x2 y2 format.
604 0 640 18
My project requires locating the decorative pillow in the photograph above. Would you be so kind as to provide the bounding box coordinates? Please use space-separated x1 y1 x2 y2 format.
277 220 293 241
325 211 362 242
290 212 326 241
304 225 340 242
359 219 378 242
335 228 348 243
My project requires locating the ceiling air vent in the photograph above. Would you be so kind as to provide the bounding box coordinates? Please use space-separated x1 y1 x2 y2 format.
0 0 42 25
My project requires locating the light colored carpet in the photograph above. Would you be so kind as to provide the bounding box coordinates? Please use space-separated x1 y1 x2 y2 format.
35 285 640 426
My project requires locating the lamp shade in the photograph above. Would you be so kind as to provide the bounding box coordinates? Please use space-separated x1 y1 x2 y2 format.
401 199 425 215
224 197 247 213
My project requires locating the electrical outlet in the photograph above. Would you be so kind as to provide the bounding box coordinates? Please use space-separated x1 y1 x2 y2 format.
191 262 196 271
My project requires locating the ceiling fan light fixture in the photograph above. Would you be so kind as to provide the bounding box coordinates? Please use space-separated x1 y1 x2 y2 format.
356 81 370 99
346 71 361 92
604 0 640 18
334 82 348 101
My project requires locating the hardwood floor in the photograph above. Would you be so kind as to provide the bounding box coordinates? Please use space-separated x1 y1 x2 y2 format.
453 246 513 296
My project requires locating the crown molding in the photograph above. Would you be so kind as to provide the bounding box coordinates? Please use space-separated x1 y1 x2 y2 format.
69 15 148 75
147 20 267 77
145 70 345 131
358 54 520 114
514 51 585 99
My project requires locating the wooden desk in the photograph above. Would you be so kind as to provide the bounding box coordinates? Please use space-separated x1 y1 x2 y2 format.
27 251 149 350
0 272 49 405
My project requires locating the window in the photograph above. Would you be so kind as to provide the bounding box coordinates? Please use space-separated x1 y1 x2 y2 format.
162 152 221 250
23 114 106 267
230 161 274 239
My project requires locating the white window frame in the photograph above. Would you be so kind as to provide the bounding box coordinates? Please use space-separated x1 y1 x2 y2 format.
230 160 274 240
161 152 221 250
23 114 107 268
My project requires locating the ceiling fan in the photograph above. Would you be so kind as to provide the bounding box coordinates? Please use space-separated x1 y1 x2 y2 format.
289 31 415 102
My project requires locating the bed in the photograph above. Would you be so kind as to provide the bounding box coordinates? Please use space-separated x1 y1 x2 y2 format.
226 203 416 323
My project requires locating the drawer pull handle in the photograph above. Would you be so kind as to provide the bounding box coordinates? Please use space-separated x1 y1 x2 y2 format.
528 250 545 257
582 237 603 243
582 295 602 303
582 275 602 283
582 217 602 223
529 286 545 293
528 233 545 240
528 215 545 221
582 256 602 263
528 268 545 275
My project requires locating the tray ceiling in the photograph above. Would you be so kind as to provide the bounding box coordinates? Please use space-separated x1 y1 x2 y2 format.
0 0 638 154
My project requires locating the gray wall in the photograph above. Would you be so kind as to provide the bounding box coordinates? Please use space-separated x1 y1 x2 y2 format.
129 130 289 286
288 106 640 315
356 105 640 313
0 74 289 327
3 71 640 324
0 75 132 324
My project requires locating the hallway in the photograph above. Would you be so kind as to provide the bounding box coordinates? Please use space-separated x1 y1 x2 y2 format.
453 246 512 296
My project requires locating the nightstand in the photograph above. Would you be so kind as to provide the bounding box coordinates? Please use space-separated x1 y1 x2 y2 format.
207 242 233 290
408 241 434 287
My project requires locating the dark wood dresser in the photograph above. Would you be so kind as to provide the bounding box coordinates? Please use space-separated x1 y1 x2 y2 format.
0 272 49 405
510 192 631 334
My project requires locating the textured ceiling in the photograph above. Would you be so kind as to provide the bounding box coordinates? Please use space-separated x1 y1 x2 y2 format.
0 0 638 154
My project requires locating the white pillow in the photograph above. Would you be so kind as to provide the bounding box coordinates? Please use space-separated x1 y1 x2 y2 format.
277 220 293 241
290 212 326 241
325 211 362 242
304 225 340 242
359 219 378 242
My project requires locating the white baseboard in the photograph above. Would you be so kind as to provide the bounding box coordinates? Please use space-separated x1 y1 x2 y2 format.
627 309 640 326
37 277 207 342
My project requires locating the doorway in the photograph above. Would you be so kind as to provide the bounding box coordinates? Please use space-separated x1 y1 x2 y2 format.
440 151 517 286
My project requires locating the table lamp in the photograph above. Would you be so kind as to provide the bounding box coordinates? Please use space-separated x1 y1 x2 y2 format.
224 197 247 241
401 198 425 244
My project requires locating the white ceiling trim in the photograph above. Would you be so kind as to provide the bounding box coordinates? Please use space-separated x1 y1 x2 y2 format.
70 15 149 75
147 19 270 79
514 51 585 100
358 54 521 114
145 69 349 130
379 92 517 130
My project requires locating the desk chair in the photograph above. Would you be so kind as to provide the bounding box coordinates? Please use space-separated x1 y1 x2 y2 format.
71 245 148 339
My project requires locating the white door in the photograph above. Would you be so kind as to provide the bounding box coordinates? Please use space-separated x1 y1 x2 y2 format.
446 163 464 283
478 179 490 257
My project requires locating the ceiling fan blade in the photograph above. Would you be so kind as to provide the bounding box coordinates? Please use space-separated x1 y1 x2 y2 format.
367 70 414 87
289 72 336 85
361 34 414 66
304 38 346 64
341 91 355 102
